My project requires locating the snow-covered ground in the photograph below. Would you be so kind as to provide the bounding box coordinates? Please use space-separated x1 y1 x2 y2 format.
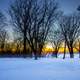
0 54 80 80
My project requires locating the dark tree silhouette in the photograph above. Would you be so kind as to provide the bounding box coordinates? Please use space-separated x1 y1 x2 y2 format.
0 12 6 29
74 38 80 58
0 11 7 53
59 14 80 58
63 40 67 59
48 27 63 58
9 0 33 54
0 30 8 52
77 5 80 11
9 0 59 59
14 37 22 53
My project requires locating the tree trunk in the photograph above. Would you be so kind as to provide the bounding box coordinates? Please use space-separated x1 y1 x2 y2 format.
34 50 38 60
55 51 58 58
23 32 26 55
38 51 42 57
63 41 66 59
69 46 74 58
1 43 5 53
38 45 43 57
55 48 58 58
52 49 58 58
79 50 80 58
79 42 80 58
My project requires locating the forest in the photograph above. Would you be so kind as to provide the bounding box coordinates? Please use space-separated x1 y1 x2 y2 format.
0 0 80 60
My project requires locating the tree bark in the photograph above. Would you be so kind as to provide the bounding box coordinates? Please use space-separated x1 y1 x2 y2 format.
79 50 80 58
52 48 58 58
69 46 74 58
63 41 66 59
23 31 26 54
34 50 38 60
79 42 80 58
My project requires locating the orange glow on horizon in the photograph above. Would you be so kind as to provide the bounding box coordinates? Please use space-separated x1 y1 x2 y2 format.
43 45 78 53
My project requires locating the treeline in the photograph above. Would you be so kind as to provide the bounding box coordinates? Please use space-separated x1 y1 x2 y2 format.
0 0 80 59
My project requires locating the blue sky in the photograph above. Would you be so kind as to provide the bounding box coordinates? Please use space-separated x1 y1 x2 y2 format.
0 0 80 14
57 0 80 14
0 0 11 13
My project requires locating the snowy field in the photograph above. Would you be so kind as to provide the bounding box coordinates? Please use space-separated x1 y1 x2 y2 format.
0 54 80 80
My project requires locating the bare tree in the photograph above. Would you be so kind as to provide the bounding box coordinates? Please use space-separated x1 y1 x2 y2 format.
9 0 59 59
0 30 8 52
48 27 63 58
59 14 80 58
0 12 6 30
14 37 22 53
63 40 67 59
27 0 59 59
0 11 7 53
74 38 80 58
72 5 80 58
9 0 34 54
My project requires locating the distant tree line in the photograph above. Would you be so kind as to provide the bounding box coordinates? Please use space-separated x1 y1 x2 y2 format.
0 0 80 59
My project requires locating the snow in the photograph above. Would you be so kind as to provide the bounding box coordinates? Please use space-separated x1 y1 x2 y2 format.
0 55 80 80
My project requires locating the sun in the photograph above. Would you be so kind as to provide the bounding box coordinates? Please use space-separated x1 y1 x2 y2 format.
42 43 53 53
46 44 53 49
